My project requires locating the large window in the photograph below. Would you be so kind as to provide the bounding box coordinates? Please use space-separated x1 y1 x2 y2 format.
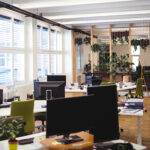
0 14 25 85
131 46 140 71
37 25 63 77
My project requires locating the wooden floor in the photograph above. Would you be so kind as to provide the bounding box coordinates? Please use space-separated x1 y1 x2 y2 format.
119 95 150 149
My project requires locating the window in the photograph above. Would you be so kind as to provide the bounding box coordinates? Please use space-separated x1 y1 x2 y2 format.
131 46 140 71
50 29 56 50
13 19 24 48
57 54 62 74
0 54 12 85
14 54 24 82
42 27 48 50
0 15 11 47
37 25 41 49
76 46 81 70
57 31 62 51
50 54 56 74
37 54 49 77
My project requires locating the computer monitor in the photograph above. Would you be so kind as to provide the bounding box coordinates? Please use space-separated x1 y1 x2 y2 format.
47 75 66 85
0 89 3 104
46 95 96 144
34 81 65 100
87 85 119 142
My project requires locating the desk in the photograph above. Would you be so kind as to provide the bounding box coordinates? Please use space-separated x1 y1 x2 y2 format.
0 100 46 117
65 88 86 97
0 132 147 150
119 107 143 145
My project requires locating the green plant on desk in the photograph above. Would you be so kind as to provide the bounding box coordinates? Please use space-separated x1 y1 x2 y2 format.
0 117 24 150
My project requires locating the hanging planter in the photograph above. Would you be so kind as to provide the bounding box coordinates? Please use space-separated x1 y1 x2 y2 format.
83 37 91 45
75 37 82 45
91 43 100 52
131 39 149 51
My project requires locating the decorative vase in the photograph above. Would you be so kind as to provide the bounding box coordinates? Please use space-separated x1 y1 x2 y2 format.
8 140 18 150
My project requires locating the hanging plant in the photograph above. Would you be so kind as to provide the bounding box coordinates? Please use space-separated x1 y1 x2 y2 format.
91 43 100 52
140 39 149 51
75 37 82 45
119 37 124 45
125 36 129 44
131 39 140 51
113 38 117 45
83 37 91 45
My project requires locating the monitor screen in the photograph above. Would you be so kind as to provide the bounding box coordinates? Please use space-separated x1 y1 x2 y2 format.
46 95 96 138
87 85 119 142
47 75 66 85
34 81 65 100
0 89 3 104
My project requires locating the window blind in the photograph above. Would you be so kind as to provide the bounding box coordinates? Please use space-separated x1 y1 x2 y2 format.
0 15 11 47
57 54 62 74
50 54 56 74
37 25 41 49
57 31 62 51
50 29 56 50
13 19 24 48
0 53 12 85
14 54 24 82
42 27 48 50
37 54 49 77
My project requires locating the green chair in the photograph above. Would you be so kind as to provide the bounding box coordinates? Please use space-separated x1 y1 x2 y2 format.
100 81 116 85
0 116 24 141
10 99 34 134
136 78 144 97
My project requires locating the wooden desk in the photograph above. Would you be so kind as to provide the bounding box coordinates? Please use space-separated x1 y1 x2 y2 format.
0 132 147 150
41 132 94 150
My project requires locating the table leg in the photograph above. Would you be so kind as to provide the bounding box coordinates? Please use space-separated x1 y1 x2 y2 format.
137 116 142 145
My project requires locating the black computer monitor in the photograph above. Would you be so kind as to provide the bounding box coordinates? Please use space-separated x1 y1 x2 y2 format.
87 85 119 142
34 81 65 100
47 75 66 85
0 89 3 104
46 95 96 144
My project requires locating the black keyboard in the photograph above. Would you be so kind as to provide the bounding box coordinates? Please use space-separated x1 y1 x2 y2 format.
18 138 34 145
0 103 11 108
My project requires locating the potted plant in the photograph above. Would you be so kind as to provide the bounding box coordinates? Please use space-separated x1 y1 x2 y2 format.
83 37 91 45
75 37 82 45
0 117 24 150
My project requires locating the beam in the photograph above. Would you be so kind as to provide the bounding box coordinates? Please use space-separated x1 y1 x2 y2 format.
73 32 76 83
90 26 95 73
129 24 132 68
109 25 113 81
0 1 97 38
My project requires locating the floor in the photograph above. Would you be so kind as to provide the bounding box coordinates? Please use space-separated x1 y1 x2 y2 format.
35 92 150 149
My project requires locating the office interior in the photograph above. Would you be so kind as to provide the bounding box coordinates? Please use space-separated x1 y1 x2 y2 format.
0 0 150 150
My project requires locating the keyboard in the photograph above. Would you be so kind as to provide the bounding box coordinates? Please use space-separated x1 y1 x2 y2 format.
0 102 11 108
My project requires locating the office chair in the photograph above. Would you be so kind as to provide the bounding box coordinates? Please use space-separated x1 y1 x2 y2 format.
136 78 144 98
10 99 34 134
0 116 24 141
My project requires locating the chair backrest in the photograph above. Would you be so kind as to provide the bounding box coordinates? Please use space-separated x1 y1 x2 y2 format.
0 116 24 141
136 78 144 97
10 99 34 133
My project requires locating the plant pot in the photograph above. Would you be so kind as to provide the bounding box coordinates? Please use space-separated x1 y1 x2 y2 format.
8 140 18 150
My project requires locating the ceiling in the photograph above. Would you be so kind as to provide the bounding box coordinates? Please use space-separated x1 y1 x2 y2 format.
2 0 150 30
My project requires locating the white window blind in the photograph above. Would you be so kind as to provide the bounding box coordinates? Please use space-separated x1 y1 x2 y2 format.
13 19 24 48
0 15 11 47
57 31 62 51
0 53 12 85
50 54 56 74
57 54 62 74
37 54 49 77
14 54 24 82
50 29 56 50
37 25 41 49
42 27 48 50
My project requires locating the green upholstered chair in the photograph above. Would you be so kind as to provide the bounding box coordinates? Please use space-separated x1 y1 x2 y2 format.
0 116 24 141
10 99 34 134
136 78 144 97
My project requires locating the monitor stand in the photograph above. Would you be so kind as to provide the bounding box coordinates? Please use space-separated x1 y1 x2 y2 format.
56 134 83 144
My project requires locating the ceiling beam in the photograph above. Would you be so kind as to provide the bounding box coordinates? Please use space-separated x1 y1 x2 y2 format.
0 1 97 38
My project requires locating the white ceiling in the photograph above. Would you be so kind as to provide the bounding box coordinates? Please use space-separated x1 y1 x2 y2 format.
2 0 150 30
